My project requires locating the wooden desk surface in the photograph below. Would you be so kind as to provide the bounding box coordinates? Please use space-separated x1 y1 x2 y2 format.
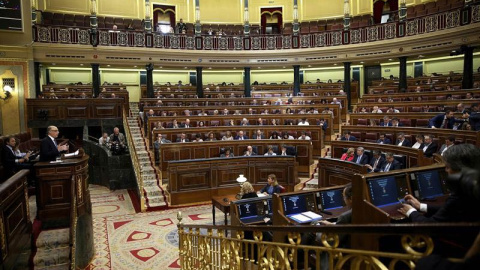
212 194 238 214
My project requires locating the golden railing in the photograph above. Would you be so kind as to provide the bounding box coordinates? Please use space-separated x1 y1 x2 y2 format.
123 108 146 212
177 218 479 270
69 175 77 270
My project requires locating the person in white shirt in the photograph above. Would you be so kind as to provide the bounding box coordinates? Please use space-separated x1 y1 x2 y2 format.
264 146 277 156
330 97 342 109
298 131 311 140
372 106 383 113
411 135 424 149
99 132 110 147
438 136 455 156
298 118 310 126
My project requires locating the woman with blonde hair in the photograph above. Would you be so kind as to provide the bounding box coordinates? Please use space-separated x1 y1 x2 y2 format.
258 174 282 195
240 182 258 199
340 148 355 161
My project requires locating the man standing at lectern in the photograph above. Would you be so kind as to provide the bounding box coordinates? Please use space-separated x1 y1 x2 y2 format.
40 126 68 161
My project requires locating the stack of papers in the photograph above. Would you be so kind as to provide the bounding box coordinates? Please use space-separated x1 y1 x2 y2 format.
288 211 322 224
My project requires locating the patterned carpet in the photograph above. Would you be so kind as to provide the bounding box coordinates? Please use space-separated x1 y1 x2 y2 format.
87 185 223 269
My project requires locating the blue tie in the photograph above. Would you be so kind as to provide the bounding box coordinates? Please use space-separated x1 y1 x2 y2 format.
357 156 361 164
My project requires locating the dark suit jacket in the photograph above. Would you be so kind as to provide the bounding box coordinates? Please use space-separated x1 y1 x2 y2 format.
469 112 480 131
234 135 249 140
423 142 438 157
1 145 19 176
259 184 282 195
396 139 411 147
175 138 190 142
380 160 402 172
369 156 385 172
353 154 369 165
341 136 357 141
40 136 60 162
376 138 392 144
241 192 258 199
429 114 455 129
252 135 265 139
409 193 480 223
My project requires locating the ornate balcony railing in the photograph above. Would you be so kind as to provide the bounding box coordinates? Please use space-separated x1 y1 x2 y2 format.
177 220 480 270
33 5 479 50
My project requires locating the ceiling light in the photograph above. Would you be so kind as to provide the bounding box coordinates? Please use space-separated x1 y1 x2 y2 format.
134 66 137 68
333 63 337 66
107 65 111 67
360 61 364 64
80 64 84 66
308 65 312 67
388 59 393 61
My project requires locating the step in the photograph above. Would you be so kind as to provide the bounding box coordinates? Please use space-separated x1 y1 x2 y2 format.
34 246 70 268
36 228 69 249
35 263 71 270
144 187 163 198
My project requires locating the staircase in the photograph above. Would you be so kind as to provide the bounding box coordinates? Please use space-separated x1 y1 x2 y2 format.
126 103 167 210
33 228 70 270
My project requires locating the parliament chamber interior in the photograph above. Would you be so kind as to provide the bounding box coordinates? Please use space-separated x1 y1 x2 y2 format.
1 0 480 269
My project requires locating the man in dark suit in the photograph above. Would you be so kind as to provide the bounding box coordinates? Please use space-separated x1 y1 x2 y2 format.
340 131 356 141
252 129 265 140
376 134 391 144
353 147 369 165
234 130 249 140
380 152 402 172
176 133 190 143
396 133 411 147
398 144 480 223
380 115 392 127
279 144 296 156
422 135 438 157
469 103 480 131
181 119 191 128
318 119 328 132
428 110 456 129
438 135 455 156
366 150 385 173
40 126 68 162
243 146 257 156
2 136 32 177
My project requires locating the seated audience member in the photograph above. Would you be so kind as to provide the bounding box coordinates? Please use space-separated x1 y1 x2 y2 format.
257 118 264 125
193 134 203 142
465 92 474 100
341 148 355 162
386 106 399 114
319 183 353 227
412 134 425 149
359 107 368 113
456 103 465 113
258 174 282 195
377 133 391 144
264 146 277 156
205 132 217 141
330 97 342 109
380 115 392 127
182 119 191 128
154 133 171 146
366 150 385 173
380 152 402 172
399 144 480 223
1 136 33 178
241 118 250 126
197 121 205 128
235 130 249 140
371 106 383 113
298 118 309 126
298 131 311 140
422 135 438 157
252 129 265 140
341 131 357 141
317 119 328 131
220 148 234 158
396 133 411 147
228 119 235 126
109 127 126 154
222 108 229 116
271 119 278 126
391 117 402 127
438 135 455 156
282 132 294 140
239 182 258 199
270 131 280 139
99 132 110 147
171 119 180 129
198 109 207 116
353 147 369 165
428 110 457 129
176 133 189 143
244 146 257 156
222 131 234 140
234 110 241 115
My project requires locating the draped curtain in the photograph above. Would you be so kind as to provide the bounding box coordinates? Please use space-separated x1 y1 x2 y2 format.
260 7 283 34
373 0 399 23
153 5 176 30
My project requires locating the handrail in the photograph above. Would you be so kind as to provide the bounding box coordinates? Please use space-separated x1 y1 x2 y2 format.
177 220 480 269
69 175 77 270
123 108 146 212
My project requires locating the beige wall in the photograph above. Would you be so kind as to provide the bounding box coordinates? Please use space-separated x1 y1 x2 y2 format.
203 71 243 85
304 67 345 82
381 63 415 78
49 69 91 84
251 69 294 83
152 70 190 85
250 0 294 23
200 0 242 24
152 0 193 23
38 0 90 14
301 0 343 20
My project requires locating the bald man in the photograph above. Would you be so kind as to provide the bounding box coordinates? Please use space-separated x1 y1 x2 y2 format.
40 126 68 161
